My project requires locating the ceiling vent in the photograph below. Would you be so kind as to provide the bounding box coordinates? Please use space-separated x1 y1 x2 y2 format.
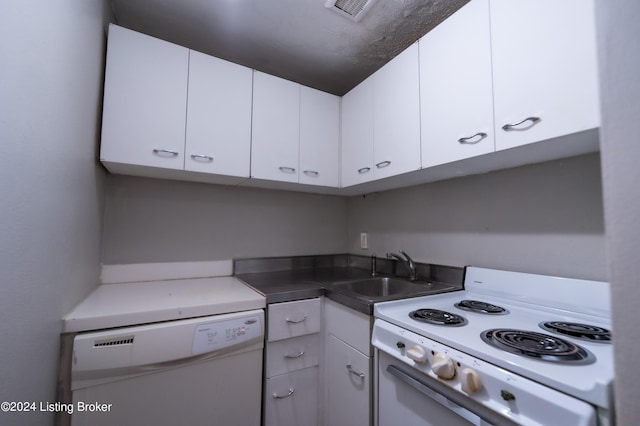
325 0 379 22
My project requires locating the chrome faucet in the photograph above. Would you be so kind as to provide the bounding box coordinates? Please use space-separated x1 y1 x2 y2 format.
386 251 418 281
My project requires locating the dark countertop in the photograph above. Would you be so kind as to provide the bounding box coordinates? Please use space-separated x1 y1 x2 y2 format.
236 265 463 315
235 267 372 304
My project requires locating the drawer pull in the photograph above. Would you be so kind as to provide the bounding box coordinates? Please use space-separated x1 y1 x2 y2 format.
357 167 371 174
501 116 541 131
347 364 365 379
376 160 391 169
285 315 308 324
272 388 295 399
457 132 487 144
190 154 214 162
152 149 179 157
283 350 305 359
303 170 319 177
278 166 296 174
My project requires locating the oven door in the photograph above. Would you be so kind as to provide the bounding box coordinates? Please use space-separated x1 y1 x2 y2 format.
377 351 516 426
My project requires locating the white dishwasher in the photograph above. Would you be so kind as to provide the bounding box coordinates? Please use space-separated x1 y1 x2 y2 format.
71 309 263 426
58 274 266 426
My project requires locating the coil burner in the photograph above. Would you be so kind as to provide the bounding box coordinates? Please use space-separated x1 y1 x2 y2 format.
409 309 467 326
481 328 595 364
539 321 612 343
454 300 509 315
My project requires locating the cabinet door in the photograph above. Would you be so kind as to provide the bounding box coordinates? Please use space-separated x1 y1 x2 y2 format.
264 367 318 426
100 24 188 170
341 76 374 187
490 0 600 150
185 50 252 177
373 43 421 179
299 86 340 187
251 71 300 182
420 0 495 167
325 335 370 426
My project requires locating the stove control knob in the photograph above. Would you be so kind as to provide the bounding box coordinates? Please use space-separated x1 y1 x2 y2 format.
431 352 455 380
406 345 428 364
460 368 482 394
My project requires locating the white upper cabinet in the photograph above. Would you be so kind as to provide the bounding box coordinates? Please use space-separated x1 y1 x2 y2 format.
299 86 340 187
100 24 188 170
373 42 421 179
420 0 495 167
185 50 252 177
341 44 420 188
251 71 301 183
490 0 600 151
341 76 375 187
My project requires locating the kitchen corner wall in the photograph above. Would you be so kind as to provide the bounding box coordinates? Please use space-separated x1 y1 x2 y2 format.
348 153 606 281
101 176 349 264
0 1 110 425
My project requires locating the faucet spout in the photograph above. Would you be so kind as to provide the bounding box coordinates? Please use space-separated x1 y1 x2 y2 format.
386 250 418 281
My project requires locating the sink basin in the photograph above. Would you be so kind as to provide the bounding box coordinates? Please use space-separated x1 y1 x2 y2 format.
330 276 456 301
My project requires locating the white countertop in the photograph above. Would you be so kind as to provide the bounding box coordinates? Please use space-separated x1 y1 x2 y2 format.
63 276 266 333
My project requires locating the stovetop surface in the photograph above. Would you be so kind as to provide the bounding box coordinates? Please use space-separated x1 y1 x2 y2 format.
373 267 614 407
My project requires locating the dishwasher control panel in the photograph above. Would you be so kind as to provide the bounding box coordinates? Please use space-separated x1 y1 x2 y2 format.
192 314 262 355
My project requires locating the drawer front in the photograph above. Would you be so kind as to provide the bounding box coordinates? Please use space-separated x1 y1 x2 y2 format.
266 334 320 377
264 367 318 426
325 299 372 355
268 298 321 342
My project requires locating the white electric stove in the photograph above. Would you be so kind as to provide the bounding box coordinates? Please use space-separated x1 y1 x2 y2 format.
372 267 614 426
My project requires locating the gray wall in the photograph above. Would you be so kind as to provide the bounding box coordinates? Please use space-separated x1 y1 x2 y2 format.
0 1 109 424
348 153 606 281
596 1 640 424
102 175 350 264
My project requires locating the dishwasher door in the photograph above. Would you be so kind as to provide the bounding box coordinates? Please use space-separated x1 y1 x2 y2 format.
70 310 264 426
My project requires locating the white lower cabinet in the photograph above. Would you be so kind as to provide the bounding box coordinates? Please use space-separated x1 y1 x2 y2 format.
265 366 319 426
265 299 321 426
325 335 371 426
323 299 372 426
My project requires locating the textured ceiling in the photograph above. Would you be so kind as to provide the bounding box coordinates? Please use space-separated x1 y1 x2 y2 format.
111 0 469 96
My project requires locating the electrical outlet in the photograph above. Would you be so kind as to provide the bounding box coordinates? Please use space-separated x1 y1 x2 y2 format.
360 232 368 249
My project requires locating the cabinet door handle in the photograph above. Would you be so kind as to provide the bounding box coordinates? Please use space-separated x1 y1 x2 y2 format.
278 166 296 174
303 170 319 177
272 388 295 399
347 364 365 379
190 154 214 162
285 315 307 324
457 132 487 144
357 167 371 174
501 116 541 131
152 149 179 157
376 160 391 169
283 350 305 359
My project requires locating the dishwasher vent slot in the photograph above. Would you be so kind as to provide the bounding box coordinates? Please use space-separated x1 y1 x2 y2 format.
94 336 135 347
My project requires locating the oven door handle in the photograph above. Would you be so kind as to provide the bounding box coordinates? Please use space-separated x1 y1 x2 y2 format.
386 365 517 426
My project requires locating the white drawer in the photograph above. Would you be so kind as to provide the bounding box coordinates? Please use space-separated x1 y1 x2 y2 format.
324 298 372 355
268 298 321 342
266 333 320 377
264 366 318 426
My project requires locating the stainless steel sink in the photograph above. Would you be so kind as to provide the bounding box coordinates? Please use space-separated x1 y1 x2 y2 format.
332 277 422 297
329 276 457 303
